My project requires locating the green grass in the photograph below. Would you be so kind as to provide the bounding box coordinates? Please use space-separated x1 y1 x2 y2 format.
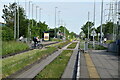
67 42 78 49
45 41 70 49
105 40 114 44
51 38 63 42
2 47 57 78
80 42 84 50
35 50 73 79
88 44 107 50
2 41 29 56
57 41 70 49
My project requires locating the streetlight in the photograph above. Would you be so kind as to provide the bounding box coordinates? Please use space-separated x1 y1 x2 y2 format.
17 0 19 39
14 0 17 39
32 3 34 28
88 12 90 41
39 8 42 22
58 10 61 38
36 6 39 26
93 0 96 48
100 0 104 43
54 7 58 38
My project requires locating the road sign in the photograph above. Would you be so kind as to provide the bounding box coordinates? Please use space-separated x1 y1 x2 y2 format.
91 30 97 36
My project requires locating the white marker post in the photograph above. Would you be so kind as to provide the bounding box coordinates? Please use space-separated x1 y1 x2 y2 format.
91 30 97 49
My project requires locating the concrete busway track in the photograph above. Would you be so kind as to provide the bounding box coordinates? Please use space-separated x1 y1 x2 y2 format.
61 41 80 79
2 41 59 59
7 42 73 79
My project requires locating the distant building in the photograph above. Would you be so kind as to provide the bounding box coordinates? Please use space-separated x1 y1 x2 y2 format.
0 22 5 27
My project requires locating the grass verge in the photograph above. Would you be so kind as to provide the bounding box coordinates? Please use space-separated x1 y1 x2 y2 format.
2 41 29 56
2 47 57 78
58 41 70 49
67 42 78 49
88 44 107 50
35 50 73 78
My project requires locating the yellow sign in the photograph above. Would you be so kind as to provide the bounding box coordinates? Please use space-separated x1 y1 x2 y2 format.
44 33 49 41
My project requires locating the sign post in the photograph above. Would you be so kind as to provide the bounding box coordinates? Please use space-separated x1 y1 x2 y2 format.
91 30 97 49
98 33 100 44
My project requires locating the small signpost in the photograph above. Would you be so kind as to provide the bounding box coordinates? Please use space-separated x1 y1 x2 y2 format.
91 30 97 49
98 33 100 44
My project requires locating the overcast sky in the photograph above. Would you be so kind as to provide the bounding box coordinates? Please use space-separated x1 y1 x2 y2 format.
0 0 117 34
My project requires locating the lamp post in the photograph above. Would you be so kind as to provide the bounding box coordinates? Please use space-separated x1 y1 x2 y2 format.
88 12 90 41
54 7 58 38
32 3 34 28
93 0 96 48
14 0 17 39
36 6 39 26
100 0 104 43
39 8 42 22
17 0 19 39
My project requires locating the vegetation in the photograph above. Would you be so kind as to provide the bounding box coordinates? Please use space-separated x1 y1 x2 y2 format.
35 50 73 78
67 42 78 49
2 47 57 78
79 41 84 50
105 40 114 44
58 41 70 49
88 44 107 50
2 41 29 56
51 38 63 42
81 21 94 38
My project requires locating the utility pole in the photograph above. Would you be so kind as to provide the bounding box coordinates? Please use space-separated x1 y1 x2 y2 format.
25 0 27 18
54 7 58 38
17 0 19 39
28 1 31 41
36 6 39 26
58 11 61 39
39 8 42 22
93 0 96 48
100 0 104 43
64 23 66 40
14 0 17 39
32 3 33 28
88 12 90 41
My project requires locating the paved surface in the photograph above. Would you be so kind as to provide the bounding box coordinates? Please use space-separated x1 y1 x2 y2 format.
80 50 119 78
62 41 79 78
12 42 72 79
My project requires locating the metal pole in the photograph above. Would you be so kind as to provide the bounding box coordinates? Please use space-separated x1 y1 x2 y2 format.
54 7 58 38
39 8 41 22
14 0 17 39
93 0 96 49
100 0 103 43
17 0 19 39
58 11 61 38
36 6 38 26
32 3 33 28
28 1 31 41
88 12 90 41
25 0 27 18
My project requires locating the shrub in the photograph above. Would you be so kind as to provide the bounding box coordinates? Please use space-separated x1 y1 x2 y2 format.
2 27 14 41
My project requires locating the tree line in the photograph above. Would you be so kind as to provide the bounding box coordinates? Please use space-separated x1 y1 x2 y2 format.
1 2 77 41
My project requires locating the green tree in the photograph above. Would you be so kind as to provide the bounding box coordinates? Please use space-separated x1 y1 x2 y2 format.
2 2 28 38
81 21 94 38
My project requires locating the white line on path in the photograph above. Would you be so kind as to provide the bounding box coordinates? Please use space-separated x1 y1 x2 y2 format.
76 50 81 79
